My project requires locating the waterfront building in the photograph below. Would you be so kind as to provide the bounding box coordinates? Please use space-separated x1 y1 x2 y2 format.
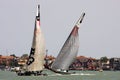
69 56 97 70
44 55 55 68
109 58 120 70
0 55 15 66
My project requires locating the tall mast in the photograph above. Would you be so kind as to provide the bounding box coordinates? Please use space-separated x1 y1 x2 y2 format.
75 13 85 28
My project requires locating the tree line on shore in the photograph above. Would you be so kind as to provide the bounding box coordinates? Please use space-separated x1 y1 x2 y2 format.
0 54 120 71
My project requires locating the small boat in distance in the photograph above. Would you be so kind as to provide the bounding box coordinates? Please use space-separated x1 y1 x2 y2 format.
50 13 85 74
17 4 46 76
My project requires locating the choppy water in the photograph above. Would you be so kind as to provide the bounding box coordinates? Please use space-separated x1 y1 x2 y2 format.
0 70 120 80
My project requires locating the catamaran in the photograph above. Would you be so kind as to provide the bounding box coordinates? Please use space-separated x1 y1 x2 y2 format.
50 13 85 74
17 5 46 76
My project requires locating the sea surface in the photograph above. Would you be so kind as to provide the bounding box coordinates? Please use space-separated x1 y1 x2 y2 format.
0 70 120 80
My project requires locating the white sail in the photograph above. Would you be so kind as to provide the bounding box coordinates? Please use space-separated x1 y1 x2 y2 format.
26 5 45 72
51 13 85 72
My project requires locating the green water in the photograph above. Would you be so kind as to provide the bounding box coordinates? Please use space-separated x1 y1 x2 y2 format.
0 70 120 80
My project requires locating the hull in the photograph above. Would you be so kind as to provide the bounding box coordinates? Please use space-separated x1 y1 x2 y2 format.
17 71 47 76
47 67 75 75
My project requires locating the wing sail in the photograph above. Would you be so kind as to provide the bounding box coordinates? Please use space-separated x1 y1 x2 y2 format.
51 13 85 72
26 5 45 72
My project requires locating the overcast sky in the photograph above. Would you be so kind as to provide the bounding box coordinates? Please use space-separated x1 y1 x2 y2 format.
0 0 120 58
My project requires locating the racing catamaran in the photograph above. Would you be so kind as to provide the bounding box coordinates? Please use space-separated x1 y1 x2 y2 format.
50 13 85 74
17 5 46 76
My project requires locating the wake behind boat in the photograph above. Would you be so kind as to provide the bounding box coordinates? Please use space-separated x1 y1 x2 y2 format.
17 4 46 76
49 13 85 74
